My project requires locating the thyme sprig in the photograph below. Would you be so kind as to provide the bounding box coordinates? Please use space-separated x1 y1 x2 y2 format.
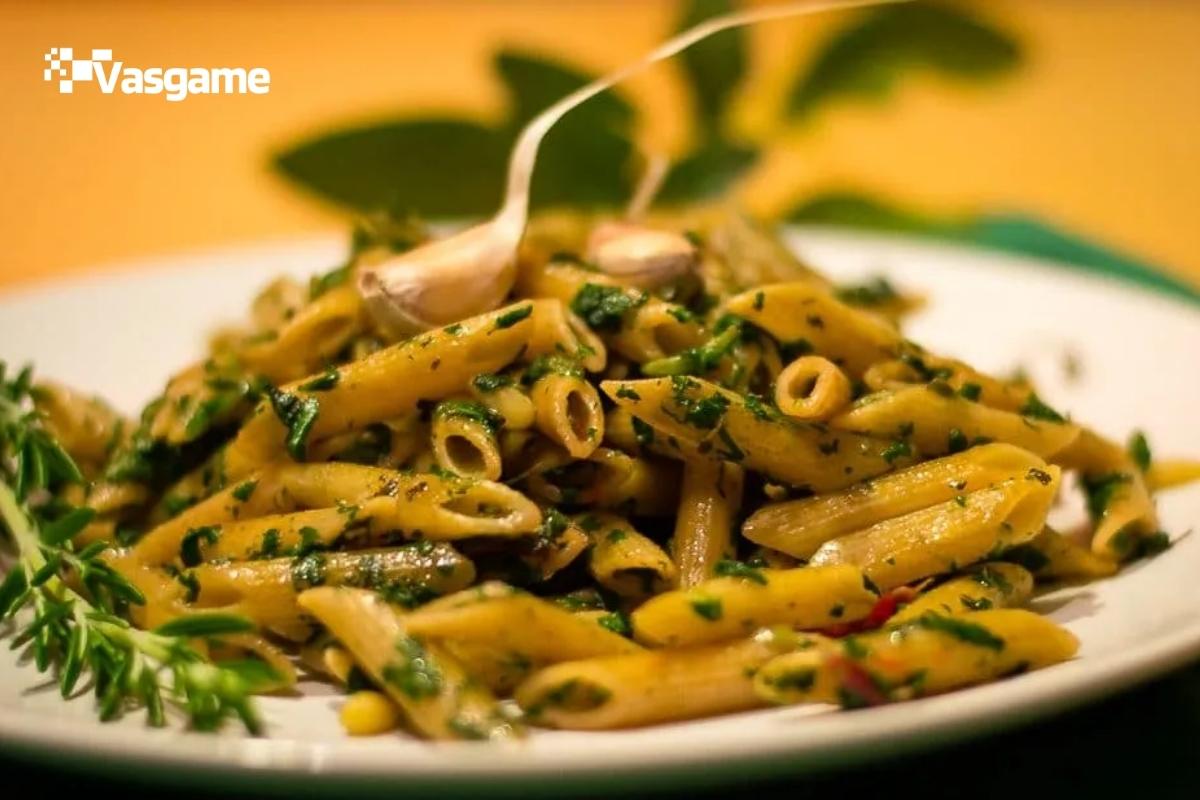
0 362 272 732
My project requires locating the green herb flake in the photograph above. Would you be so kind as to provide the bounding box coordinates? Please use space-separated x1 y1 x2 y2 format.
768 668 816 692
180 526 220 567
631 416 655 446
947 428 969 454
1081 472 1132 520
835 277 898 308
597 611 632 636
231 480 258 503
494 305 533 330
958 382 982 401
881 440 912 464
290 552 327 590
471 373 512 394
299 367 340 392
911 613 1005 650
433 399 505 435
1020 392 1066 423
714 558 767 585
381 635 442 699
570 284 644 332
615 385 641 401
690 596 723 621
1128 430 1152 472
523 355 584 385
264 384 320 461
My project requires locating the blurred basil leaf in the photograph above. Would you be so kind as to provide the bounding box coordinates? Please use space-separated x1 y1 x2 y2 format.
275 120 507 217
496 51 636 210
656 0 757 207
675 0 746 130
787 2 1020 118
788 190 1200 303
274 49 636 217
658 140 758 204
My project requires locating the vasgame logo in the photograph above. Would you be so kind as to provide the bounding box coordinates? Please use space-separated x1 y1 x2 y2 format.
43 48 270 102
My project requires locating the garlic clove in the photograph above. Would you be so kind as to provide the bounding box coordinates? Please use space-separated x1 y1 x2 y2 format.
357 221 517 339
585 222 699 290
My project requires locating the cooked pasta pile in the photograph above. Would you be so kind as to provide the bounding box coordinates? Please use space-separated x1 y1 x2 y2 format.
28 209 1198 739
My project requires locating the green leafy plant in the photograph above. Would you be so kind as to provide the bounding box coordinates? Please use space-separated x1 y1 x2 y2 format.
0 363 273 731
274 0 1020 216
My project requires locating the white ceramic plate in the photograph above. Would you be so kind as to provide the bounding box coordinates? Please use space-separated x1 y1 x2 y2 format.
1 229 1198 792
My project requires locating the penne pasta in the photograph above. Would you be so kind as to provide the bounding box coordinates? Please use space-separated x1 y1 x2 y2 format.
631 564 878 647
755 610 1078 707
742 444 1049 559
672 460 744 588
297 587 520 740
603 376 906 492
807 469 1061 590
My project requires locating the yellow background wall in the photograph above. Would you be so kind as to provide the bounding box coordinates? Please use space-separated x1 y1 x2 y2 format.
1 1 1197 288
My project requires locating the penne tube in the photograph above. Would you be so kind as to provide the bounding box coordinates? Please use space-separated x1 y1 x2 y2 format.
890 563 1034 623
524 447 680 516
725 282 901 377
519 261 703 362
580 513 677 598
134 463 541 564
631 564 878 647
402 582 641 663
431 401 504 481
742 444 1048 559
185 544 476 641
469 378 536 431
673 460 744 588
1000 527 1118 582
1146 459 1200 492
774 356 853 422
221 300 545 478
808 470 1061 590
298 588 520 740
523 299 608 373
832 386 1081 459
530 372 605 459
515 627 820 730
603 376 906 492
754 610 1078 707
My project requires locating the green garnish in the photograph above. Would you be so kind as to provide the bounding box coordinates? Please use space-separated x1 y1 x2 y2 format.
1081 471 1132 521
382 635 442 699
494 304 533 330
471 373 512 393
1128 430 1152 472
433 399 505 435
910 613 1005 650
523 355 584 385
690 596 723 621
714 558 767 585
570 284 645 332
263 383 320 460
180 525 220 567
299 367 340 392
232 480 258 502
0 363 269 732
1020 392 1066 423
835 276 899 308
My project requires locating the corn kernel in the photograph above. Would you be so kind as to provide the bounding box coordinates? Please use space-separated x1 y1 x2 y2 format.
340 690 401 736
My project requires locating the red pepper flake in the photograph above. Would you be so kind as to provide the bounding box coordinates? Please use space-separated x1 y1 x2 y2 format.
817 586 918 637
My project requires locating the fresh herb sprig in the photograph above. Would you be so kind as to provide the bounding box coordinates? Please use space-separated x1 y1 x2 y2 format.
0 363 272 732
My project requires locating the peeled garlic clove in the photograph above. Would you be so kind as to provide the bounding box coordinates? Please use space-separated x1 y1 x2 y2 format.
585 222 699 290
357 221 517 338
